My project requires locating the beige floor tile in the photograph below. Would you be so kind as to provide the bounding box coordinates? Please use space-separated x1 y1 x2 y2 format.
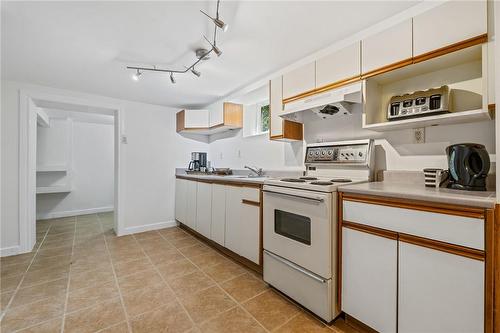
99 322 129 333
1 262 29 278
274 312 333 333
242 290 299 331
199 306 265 333
110 249 147 264
29 254 72 271
181 286 236 324
21 266 70 288
147 248 184 266
170 236 201 249
0 252 35 267
140 240 174 253
330 318 360 333
66 280 119 313
69 266 115 291
168 271 216 299
0 296 65 332
156 258 199 281
188 251 230 269
113 258 153 277
129 301 193 333
70 255 112 274
202 260 247 283
179 244 214 259
0 274 23 292
117 268 164 294
220 272 268 303
1 291 14 312
159 229 191 241
64 297 126 333
11 277 68 308
37 246 73 258
39 238 74 249
16 317 63 333
133 230 161 240
44 231 74 242
121 282 176 317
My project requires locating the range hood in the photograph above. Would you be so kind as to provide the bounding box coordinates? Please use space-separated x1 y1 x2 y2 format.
280 82 362 120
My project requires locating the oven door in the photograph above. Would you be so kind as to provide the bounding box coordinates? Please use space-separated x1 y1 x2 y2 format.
263 185 333 278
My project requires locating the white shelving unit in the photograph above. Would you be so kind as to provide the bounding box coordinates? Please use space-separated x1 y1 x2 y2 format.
36 184 72 194
36 165 68 172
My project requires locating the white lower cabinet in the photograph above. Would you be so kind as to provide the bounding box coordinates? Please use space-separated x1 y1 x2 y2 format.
341 227 398 333
195 182 212 238
398 242 484 333
185 180 197 230
211 184 226 246
174 179 187 224
225 186 260 264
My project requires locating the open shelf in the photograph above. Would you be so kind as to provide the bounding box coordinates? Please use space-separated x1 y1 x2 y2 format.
36 184 72 194
362 44 492 131
36 165 68 172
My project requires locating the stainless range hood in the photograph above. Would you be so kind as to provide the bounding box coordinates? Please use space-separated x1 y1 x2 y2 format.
280 82 362 120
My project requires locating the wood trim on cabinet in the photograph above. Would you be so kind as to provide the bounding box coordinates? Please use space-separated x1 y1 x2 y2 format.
360 58 413 79
398 233 484 261
175 175 262 188
223 102 243 127
176 110 185 132
179 223 262 274
412 34 488 64
488 104 496 113
484 208 495 333
282 120 303 141
341 193 485 219
342 220 398 240
241 199 260 207
282 75 361 105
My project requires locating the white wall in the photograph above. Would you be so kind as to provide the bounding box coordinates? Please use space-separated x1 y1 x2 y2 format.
1 80 208 255
36 115 115 219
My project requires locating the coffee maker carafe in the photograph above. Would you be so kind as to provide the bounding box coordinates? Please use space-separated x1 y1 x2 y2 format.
446 143 490 191
188 152 207 172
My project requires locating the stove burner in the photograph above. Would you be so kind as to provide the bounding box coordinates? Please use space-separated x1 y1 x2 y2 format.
330 178 352 183
310 181 334 185
299 177 318 180
280 178 306 183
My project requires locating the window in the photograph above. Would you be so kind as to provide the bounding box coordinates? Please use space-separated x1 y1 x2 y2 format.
242 100 270 137
260 104 269 133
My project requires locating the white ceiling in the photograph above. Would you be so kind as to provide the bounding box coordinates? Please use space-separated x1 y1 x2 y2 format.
2 1 420 108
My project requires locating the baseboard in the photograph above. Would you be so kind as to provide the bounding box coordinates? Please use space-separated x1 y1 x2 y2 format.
119 220 178 236
1 245 20 257
36 206 114 220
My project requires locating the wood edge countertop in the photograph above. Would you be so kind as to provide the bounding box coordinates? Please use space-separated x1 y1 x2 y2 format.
338 181 496 209
176 173 266 187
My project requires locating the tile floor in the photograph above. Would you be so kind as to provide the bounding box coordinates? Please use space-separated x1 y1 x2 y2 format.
0 213 358 333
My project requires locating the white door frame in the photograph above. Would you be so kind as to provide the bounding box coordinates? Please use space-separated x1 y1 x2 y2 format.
18 89 124 253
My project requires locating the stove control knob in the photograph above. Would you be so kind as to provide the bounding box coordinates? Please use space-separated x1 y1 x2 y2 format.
358 152 363 157
315 151 319 156
309 151 313 156
321 151 325 156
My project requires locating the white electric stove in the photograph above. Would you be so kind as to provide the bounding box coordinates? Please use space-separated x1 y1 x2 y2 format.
262 139 374 323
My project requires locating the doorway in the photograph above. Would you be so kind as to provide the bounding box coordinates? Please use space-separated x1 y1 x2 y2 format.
18 89 123 253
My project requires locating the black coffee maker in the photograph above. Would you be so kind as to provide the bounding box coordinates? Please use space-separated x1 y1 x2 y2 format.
446 143 490 191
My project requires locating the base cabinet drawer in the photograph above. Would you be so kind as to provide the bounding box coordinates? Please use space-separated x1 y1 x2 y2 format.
398 242 484 333
342 227 397 333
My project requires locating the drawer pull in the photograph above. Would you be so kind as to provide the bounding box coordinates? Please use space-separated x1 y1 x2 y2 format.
241 199 260 207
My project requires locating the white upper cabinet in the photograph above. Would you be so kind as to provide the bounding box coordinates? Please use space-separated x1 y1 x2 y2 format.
413 1 487 57
316 42 361 88
362 19 413 75
270 77 283 137
184 109 209 128
282 62 315 99
208 101 224 127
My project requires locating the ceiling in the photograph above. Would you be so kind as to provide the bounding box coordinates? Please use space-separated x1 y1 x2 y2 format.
2 1 420 108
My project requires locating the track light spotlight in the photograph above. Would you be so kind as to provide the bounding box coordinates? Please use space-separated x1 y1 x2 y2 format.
132 69 141 81
203 35 222 57
200 10 228 32
191 68 201 77
170 73 176 84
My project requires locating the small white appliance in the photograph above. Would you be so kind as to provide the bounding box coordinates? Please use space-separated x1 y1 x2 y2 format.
263 139 374 322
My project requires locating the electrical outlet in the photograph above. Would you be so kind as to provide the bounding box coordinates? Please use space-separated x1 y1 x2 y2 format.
237 149 241 158
121 135 128 144
413 128 425 144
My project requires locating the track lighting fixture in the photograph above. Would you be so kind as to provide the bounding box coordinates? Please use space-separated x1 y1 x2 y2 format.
200 10 228 32
191 68 201 77
132 69 141 81
126 0 227 83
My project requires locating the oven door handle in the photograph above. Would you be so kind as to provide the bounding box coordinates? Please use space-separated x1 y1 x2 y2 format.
262 190 325 202
264 250 327 283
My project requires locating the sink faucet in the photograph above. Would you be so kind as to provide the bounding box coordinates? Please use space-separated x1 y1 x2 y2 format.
244 165 264 177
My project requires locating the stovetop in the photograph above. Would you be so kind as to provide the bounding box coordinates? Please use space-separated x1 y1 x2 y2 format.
264 176 368 193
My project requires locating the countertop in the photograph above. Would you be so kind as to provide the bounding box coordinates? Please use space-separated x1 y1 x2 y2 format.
176 173 268 185
339 181 496 208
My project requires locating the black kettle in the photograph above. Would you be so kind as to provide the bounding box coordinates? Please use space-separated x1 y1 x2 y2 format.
446 143 490 191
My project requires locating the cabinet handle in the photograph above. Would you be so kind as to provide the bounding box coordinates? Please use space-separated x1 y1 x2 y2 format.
241 199 260 207
264 250 327 283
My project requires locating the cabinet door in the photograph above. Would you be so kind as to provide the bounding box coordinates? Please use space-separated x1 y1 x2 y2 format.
413 1 487 57
362 19 412 75
342 227 397 333
225 186 260 264
208 101 224 127
175 179 187 223
398 242 484 333
282 62 315 99
185 180 197 229
184 109 209 128
211 184 226 245
316 42 361 88
269 77 283 138
195 182 212 238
